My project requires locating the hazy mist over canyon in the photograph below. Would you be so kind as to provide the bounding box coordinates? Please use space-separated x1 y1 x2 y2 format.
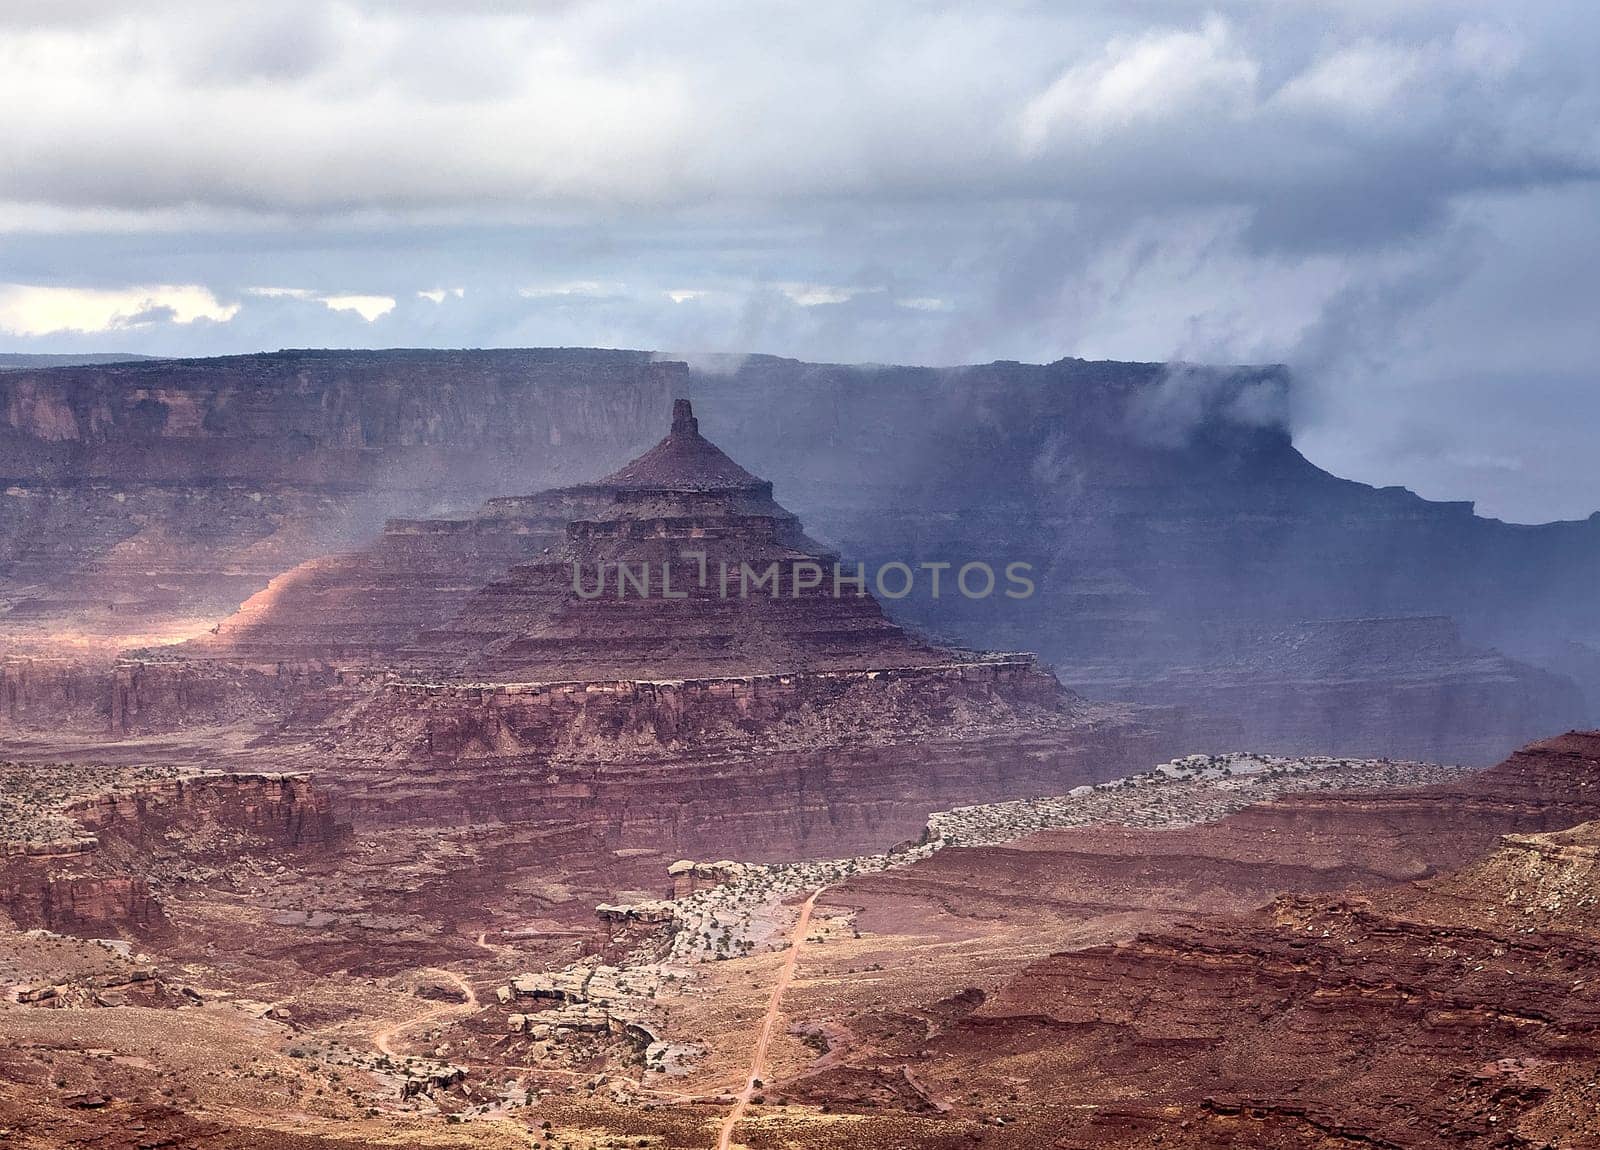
3 2 1599 522
4 5 1600 1150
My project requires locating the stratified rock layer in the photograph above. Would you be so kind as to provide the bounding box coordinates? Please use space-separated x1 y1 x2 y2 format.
0 771 347 936
5 349 1593 762
0 349 684 651
177 398 938 680
314 659 1191 860
779 731 1600 1148
406 399 940 680
42 400 1191 874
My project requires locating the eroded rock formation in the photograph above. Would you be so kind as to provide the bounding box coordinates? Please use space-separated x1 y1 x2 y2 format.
257 402 1192 852
0 349 685 653
397 399 944 680
4 349 1593 761
3 402 1195 876
773 731 1600 1147
0 770 347 936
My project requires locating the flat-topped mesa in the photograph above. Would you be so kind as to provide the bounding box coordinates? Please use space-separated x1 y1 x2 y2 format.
405 399 957 681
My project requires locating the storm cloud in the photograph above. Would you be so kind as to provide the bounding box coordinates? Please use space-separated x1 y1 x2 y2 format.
1 1 1597 521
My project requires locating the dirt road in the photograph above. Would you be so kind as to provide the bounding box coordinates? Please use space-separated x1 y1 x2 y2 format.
715 888 822 1150
374 967 479 1059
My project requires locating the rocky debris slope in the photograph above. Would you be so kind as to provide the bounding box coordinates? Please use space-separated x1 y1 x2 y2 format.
761 731 1600 1148
602 753 1469 966
425 753 1462 1100
5 928 188 1012
1 760 188 853
171 496 582 665
0 762 348 936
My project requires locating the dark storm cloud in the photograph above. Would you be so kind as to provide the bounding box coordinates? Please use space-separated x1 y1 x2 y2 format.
0 1 1597 522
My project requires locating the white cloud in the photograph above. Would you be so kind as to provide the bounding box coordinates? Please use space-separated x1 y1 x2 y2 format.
1276 42 1427 116
778 283 860 307
1020 17 1258 152
0 3 693 215
0 283 237 334
244 285 316 299
0 2 1597 520
519 281 623 299
247 285 394 320
318 293 395 321
0 4 1584 228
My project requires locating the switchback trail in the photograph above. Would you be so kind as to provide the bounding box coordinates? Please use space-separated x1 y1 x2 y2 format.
374 967 479 1059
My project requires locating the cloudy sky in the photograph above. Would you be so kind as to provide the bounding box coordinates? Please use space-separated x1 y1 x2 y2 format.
1 1 1597 522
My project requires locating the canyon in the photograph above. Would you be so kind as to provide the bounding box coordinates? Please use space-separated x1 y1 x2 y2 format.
4 730 1598 1148
645 732 1600 1148
825 735 1600 1149
2 348 1598 1148
158 402 1192 866
3 349 1595 761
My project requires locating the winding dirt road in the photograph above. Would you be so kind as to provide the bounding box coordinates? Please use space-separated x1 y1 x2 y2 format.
374 967 479 1059
715 888 822 1150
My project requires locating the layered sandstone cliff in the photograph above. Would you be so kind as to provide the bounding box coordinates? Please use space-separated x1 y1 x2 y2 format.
303 406 1199 857
0 349 684 651
403 400 943 680
4 348 1592 762
0 769 347 936
19 402 1194 875
314 660 1183 856
776 731 1600 1148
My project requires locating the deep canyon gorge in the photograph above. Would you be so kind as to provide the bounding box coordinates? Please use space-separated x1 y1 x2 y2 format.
2 349 1598 1149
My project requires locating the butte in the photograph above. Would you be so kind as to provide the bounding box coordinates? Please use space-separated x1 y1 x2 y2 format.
396 397 952 680
130 401 1187 861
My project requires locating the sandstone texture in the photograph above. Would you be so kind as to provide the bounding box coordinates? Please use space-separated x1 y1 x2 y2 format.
0 347 1597 1148
728 732 1600 1148
0 732 1597 1148
3 349 1595 761
0 763 345 937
